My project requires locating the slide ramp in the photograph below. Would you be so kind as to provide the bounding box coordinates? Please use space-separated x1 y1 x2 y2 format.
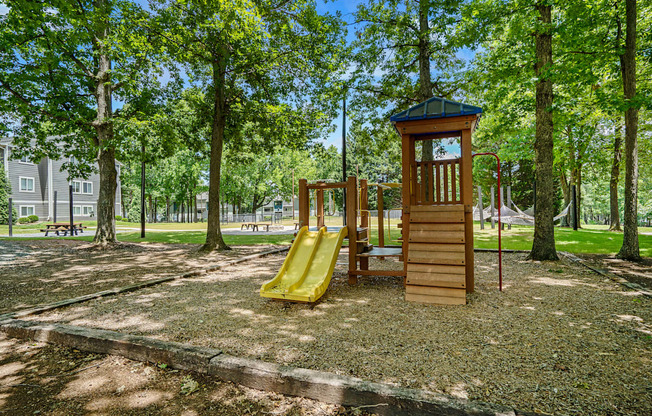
260 226 348 303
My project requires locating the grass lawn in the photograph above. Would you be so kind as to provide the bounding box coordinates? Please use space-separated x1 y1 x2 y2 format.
2 219 649 257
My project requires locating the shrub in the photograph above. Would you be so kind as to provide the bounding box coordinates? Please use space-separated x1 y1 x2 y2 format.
18 217 30 224
27 214 39 223
0 169 17 225
115 215 122 221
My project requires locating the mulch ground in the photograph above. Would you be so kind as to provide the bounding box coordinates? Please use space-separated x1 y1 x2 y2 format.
21 248 651 416
578 253 652 290
0 240 275 314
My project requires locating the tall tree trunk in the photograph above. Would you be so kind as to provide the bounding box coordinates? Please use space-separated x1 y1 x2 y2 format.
202 60 229 251
529 3 558 261
609 121 622 231
617 0 640 260
166 197 170 222
418 0 434 164
92 13 117 245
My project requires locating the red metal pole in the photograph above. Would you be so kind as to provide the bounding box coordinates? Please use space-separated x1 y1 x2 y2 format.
472 152 502 291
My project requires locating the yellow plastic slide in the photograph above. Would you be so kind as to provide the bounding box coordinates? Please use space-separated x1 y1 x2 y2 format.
260 226 348 303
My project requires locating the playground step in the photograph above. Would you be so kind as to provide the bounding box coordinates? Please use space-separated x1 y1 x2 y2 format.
357 247 403 257
405 285 466 305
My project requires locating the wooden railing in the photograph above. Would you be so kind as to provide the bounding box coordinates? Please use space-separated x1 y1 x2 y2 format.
413 158 461 205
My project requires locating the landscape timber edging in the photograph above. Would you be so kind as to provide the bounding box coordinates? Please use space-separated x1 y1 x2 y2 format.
0 245 290 322
559 251 652 298
0 318 540 416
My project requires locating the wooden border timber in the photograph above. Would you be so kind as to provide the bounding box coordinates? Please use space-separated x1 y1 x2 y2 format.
0 318 536 416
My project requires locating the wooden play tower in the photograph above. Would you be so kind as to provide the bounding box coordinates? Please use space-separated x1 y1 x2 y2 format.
295 97 482 305
391 97 482 304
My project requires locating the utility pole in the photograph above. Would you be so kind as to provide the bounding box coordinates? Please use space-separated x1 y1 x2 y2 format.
342 96 347 226
69 184 74 236
292 169 295 220
141 143 146 238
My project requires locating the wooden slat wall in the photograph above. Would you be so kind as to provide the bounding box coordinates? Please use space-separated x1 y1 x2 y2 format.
413 158 461 205
406 204 467 305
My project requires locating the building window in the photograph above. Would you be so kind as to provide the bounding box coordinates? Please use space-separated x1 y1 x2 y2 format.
19 177 34 192
19 206 35 217
19 155 33 164
73 205 94 216
82 181 93 194
72 180 93 194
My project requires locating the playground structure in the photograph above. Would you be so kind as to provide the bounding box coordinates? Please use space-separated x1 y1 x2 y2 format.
261 97 483 305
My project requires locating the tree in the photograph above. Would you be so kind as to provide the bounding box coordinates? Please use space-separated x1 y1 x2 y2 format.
0 0 161 244
528 2 558 260
351 0 468 162
616 0 640 260
151 0 345 252
0 168 16 225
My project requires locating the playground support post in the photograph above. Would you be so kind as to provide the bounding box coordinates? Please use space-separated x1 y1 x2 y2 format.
377 185 385 247
473 152 503 292
478 186 484 230
359 179 369 273
8 198 12 237
346 176 358 285
316 186 324 228
299 179 308 228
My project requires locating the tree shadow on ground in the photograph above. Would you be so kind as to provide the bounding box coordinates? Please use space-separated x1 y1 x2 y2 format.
0 334 354 416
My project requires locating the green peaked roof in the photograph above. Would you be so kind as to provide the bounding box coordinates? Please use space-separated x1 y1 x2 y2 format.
390 96 482 122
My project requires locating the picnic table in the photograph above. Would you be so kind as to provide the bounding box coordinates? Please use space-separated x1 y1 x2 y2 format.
41 223 87 236
240 223 272 232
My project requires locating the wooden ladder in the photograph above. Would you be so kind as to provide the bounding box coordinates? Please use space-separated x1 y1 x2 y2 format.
405 205 467 305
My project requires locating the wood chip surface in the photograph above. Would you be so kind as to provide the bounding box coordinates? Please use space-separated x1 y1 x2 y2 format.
15 247 652 415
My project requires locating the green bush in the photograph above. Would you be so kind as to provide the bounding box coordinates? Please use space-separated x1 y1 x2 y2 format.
27 214 39 223
18 217 30 224
0 169 17 225
115 215 123 221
